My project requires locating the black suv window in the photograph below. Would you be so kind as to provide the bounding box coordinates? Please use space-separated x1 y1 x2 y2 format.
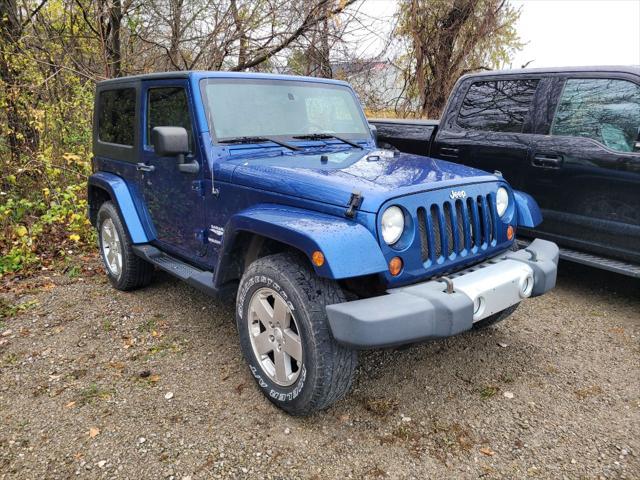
551 78 640 153
147 87 193 149
97 88 136 145
457 79 539 133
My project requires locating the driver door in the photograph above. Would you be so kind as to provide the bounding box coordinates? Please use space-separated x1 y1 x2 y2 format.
139 80 206 259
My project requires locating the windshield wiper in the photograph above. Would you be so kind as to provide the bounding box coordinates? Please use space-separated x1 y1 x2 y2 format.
219 136 302 151
292 133 363 149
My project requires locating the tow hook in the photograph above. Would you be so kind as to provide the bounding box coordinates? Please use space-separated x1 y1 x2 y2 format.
437 276 455 294
525 248 538 261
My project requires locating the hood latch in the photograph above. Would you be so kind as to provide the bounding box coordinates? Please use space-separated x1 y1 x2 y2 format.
345 191 363 219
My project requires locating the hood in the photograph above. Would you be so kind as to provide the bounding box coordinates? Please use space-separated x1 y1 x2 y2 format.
227 148 498 213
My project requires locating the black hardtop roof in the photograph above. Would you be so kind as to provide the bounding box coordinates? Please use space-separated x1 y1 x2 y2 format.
97 71 190 86
95 70 352 87
462 65 640 80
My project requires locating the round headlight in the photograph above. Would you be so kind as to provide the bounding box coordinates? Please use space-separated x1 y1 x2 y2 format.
496 187 509 217
381 206 404 245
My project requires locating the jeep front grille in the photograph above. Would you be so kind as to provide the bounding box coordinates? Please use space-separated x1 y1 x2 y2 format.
417 195 497 262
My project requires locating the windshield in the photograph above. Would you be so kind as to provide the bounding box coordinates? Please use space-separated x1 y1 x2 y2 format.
200 78 370 141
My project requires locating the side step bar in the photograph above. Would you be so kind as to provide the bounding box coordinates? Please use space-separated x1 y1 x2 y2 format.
132 244 218 296
517 239 640 278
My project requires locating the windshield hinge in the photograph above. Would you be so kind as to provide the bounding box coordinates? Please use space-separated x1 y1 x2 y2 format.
345 191 363 219
192 180 206 197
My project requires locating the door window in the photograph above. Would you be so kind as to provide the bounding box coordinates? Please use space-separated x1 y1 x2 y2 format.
457 79 539 133
551 78 640 153
147 87 193 149
98 88 136 145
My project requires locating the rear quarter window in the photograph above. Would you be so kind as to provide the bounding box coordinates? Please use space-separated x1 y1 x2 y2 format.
97 88 136 145
457 79 539 133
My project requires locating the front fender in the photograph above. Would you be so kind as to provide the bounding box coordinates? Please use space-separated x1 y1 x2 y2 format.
87 172 152 244
514 190 543 228
224 204 388 280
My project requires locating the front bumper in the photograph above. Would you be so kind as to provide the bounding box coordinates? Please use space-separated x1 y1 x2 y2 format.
326 239 559 349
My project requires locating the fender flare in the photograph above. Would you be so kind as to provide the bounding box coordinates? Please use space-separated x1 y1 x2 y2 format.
514 190 543 228
220 204 388 281
87 172 152 244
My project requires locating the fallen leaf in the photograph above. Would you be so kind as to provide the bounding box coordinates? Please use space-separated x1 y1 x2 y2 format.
235 383 245 395
480 447 495 456
65 401 76 409
88 427 100 438
109 361 126 371
149 374 160 383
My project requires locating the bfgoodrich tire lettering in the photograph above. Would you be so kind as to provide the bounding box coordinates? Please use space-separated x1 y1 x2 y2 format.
236 252 357 415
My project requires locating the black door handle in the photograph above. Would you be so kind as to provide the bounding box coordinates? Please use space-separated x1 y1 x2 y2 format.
136 162 155 172
532 154 563 169
440 146 459 159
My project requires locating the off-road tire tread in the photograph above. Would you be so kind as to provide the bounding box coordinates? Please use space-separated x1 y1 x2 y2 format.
239 252 357 415
97 202 154 291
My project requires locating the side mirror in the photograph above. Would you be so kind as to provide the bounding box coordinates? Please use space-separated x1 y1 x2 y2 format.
635 127 640 152
368 123 378 146
151 126 199 174
151 126 189 157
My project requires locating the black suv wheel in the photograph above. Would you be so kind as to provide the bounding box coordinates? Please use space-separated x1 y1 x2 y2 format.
236 252 357 415
97 201 154 291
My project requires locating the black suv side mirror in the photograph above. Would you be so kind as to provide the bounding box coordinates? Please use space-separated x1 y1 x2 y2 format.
150 126 199 174
151 126 189 156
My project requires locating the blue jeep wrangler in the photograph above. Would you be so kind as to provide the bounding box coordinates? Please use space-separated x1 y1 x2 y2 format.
88 71 559 415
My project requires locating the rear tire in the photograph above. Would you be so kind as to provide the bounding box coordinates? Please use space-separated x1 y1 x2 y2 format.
97 201 154 291
236 252 357 415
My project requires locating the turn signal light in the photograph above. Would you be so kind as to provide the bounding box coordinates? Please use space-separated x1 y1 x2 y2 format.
389 256 403 276
507 225 514 240
311 250 325 267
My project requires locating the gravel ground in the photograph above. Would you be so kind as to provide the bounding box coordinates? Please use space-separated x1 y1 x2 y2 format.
0 257 638 479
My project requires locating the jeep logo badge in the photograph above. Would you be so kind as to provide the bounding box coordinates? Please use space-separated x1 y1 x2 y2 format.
450 190 467 200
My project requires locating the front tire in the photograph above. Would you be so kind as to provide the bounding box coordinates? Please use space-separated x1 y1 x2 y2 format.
236 252 357 415
97 201 154 291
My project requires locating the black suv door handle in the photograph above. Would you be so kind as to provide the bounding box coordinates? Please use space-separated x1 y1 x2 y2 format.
136 162 155 172
531 154 563 169
440 146 459 159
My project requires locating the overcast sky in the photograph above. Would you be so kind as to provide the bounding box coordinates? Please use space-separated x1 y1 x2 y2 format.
358 0 640 68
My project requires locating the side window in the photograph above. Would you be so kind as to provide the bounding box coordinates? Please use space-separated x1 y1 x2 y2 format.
98 88 136 145
147 87 193 149
551 78 640 153
457 79 539 133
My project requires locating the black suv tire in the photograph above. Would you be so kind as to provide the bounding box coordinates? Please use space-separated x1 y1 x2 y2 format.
236 252 357 415
97 201 154 291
